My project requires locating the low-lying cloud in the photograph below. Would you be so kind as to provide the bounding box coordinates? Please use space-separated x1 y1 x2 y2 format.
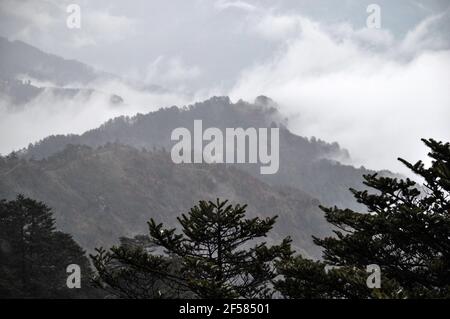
0 79 197 155
230 11 450 175
0 1 449 176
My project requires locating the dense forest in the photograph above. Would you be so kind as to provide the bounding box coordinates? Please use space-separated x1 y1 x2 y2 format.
1 138 448 298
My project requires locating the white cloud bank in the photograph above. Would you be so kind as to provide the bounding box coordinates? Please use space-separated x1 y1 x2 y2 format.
230 11 450 175
0 80 197 155
140 56 202 89
1 1 449 176
0 0 138 48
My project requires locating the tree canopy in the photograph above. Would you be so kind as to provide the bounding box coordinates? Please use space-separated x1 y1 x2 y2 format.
0 195 98 298
92 199 292 298
275 139 450 298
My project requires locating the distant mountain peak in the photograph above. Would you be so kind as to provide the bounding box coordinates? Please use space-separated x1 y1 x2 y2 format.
254 95 278 109
0 36 104 86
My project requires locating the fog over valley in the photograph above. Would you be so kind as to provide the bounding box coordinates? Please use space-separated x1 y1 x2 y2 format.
1 0 449 175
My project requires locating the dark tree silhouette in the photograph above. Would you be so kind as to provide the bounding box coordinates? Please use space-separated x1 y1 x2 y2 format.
91 236 188 299
91 199 292 298
275 139 450 298
0 195 98 298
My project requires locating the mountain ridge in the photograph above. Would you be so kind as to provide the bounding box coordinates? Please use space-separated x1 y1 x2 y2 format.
0 36 104 85
21 95 378 209
0 143 330 258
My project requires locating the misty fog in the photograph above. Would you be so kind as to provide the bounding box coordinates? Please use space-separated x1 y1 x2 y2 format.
0 0 449 176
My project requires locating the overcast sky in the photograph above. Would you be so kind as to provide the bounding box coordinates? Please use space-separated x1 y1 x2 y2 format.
0 0 449 174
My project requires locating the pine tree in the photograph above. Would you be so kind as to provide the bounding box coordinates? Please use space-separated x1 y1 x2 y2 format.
0 195 98 298
91 236 187 299
91 199 292 298
275 139 450 298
